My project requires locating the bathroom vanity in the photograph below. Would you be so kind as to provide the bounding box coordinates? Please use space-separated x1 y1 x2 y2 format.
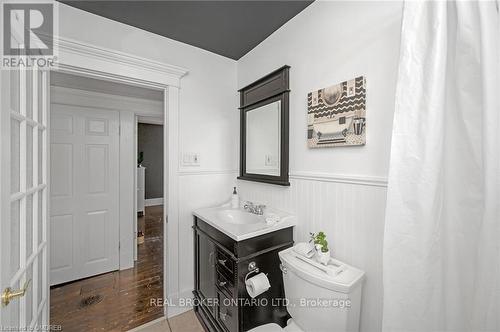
193 206 295 332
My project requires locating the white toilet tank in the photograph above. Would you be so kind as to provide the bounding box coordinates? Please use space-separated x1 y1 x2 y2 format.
278 247 365 332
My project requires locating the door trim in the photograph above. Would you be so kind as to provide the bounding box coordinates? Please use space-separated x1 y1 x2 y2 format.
51 36 189 320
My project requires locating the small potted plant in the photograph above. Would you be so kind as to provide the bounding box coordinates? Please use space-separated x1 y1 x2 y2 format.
310 231 330 265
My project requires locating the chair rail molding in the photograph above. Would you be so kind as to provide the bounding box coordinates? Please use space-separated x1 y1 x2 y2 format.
51 34 189 320
289 171 388 187
178 169 239 176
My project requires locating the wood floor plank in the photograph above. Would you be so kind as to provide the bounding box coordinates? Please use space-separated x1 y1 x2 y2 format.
50 205 165 332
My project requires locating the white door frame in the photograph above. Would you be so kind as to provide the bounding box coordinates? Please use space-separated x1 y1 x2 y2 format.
51 36 188 319
133 115 138 262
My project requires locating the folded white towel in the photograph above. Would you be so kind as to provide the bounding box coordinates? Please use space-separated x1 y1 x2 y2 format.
293 242 315 259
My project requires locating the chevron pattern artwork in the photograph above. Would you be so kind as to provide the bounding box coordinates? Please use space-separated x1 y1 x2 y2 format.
307 76 366 148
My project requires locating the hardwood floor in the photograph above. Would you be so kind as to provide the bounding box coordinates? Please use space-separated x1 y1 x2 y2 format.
50 205 164 331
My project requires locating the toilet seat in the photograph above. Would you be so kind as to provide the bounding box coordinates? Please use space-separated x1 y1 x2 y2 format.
249 319 303 332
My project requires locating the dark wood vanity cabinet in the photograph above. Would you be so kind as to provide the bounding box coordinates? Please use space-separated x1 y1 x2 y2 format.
193 217 294 332
197 232 218 316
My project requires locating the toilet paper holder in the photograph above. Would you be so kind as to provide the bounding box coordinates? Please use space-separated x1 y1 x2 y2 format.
245 261 266 282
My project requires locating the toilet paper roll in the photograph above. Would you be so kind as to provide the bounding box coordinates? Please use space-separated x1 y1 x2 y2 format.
245 273 271 298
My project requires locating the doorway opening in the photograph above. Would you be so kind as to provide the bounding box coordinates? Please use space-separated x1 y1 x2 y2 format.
136 118 164 256
48 72 166 331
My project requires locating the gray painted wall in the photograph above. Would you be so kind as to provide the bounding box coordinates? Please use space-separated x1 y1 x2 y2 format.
138 123 163 199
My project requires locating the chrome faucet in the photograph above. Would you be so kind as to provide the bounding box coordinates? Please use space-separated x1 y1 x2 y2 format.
243 201 266 215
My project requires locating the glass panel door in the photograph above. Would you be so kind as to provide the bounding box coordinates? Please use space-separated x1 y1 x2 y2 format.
1 35 49 330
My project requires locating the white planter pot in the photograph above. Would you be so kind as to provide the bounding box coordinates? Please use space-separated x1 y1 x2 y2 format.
316 249 331 265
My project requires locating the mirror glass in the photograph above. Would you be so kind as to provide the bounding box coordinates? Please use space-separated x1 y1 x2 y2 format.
245 100 281 176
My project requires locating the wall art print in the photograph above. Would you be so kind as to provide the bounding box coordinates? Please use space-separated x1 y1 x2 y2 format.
307 76 366 148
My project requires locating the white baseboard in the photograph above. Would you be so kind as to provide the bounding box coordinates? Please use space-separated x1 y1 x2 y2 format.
166 288 194 319
167 305 192 319
145 197 164 206
126 316 166 332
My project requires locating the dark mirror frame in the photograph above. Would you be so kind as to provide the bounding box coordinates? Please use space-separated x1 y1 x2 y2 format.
238 65 290 186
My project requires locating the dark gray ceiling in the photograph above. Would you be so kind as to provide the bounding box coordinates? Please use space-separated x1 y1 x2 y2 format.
59 1 313 60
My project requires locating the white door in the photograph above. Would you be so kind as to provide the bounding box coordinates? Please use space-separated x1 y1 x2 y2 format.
49 105 120 285
0 49 50 330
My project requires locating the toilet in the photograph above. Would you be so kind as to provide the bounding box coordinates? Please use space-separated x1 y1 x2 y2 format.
250 246 365 332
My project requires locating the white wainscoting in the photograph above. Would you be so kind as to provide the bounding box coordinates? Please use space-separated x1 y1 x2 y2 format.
237 174 388 332
173 171 237 317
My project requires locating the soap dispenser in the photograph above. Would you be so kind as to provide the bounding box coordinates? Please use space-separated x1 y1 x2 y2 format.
231 187 239 209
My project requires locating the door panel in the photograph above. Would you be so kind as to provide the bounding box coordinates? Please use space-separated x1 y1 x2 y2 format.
50 144 72 197
49 214 73 271
86 145 108 193
85 210 108 262
50 105 120 285
1 60 49 329
10 118 20 194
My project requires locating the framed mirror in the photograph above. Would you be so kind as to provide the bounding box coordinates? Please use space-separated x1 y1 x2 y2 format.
238 66 290 186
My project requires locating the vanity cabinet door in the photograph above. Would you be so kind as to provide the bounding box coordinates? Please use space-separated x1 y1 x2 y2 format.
217 291 238 332
197 232 217 316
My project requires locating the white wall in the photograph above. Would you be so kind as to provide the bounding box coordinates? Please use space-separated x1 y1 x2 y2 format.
58 3 239 173
57 3 239 313
236 1 403 331
238 1 402 178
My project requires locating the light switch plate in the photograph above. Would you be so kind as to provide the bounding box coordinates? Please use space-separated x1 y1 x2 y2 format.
182 152 200 166
193 153 200 165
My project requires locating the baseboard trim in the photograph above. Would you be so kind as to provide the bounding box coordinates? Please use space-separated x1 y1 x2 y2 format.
145 198 164 206
166 288 194 318
126 316 166 332
167 305 193 319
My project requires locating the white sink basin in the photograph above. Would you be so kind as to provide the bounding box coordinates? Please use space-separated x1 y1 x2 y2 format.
193 205 296 241
216 209 262 225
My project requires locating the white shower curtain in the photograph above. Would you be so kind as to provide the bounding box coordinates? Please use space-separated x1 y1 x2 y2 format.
383 1 499 331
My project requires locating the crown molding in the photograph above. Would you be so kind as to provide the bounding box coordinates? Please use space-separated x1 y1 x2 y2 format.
54 36 189 88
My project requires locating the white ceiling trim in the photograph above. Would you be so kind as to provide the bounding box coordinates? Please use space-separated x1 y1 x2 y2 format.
54 36 189 88
51 85 163 117
137 116 164 125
